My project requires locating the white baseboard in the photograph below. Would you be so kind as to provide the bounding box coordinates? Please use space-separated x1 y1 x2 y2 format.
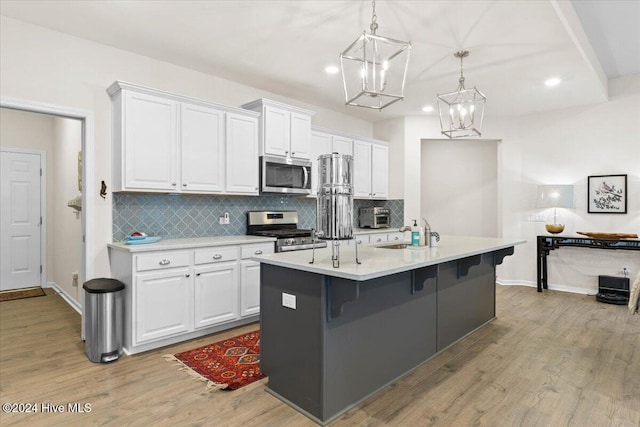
47 281 82 314
496 278 596 295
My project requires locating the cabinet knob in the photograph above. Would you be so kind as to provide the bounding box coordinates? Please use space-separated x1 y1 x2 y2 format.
183 183 187 187
372 193 376 196
376 238 382 242
292 152 295 156
185 274 190 278
255 187 258 191
254 250 263 255
213 254 222 260
196 273 201 277
356 240 362 244
171 182 176 186
159 259 170 266
394 236 399 240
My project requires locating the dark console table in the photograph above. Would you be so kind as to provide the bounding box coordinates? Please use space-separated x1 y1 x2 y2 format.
536 235 640 292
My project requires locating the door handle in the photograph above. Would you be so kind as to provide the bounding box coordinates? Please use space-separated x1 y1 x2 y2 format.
303 166 309 189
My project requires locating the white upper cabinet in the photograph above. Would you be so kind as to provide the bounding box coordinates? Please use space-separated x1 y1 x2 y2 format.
332 135 353 156
181 103 225 193
371 143 389 199
353 139 389 200
121 91 178 191
108 81 260 195
310 130 357 196
226 112 259 195
242 99 315 160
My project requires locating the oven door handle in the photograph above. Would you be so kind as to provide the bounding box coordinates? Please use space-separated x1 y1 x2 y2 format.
302 166 309 189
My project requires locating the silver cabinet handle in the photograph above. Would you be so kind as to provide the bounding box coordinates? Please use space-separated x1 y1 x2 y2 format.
159 259 170 266
254 250 263 255
213 254 222 260
171 182 176 186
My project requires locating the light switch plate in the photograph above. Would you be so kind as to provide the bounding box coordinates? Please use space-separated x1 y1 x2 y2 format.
282 292 296 310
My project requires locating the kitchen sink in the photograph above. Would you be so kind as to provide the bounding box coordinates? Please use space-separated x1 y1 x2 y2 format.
377 243 409 249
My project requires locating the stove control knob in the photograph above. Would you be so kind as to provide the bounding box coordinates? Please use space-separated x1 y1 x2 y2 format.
300 238 307 243
285 238 295 245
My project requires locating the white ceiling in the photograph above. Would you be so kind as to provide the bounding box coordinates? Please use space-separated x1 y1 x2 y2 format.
1 0 638 123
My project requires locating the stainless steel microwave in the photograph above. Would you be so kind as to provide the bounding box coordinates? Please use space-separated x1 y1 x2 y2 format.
261 155 312 195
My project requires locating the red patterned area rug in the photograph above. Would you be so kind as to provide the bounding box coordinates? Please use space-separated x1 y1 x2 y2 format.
164 330 265 390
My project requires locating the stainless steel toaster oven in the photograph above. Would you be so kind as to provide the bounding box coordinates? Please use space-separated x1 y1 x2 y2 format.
358 207 390 229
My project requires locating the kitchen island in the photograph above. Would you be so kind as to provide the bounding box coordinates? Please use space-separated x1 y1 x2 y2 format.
253 235 525 425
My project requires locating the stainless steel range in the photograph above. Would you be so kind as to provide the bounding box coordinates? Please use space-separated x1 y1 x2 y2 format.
247 211 327 253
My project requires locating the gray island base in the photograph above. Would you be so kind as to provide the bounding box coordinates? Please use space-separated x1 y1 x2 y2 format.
255 236 523 425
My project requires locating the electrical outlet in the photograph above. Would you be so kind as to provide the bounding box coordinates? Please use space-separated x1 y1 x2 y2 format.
219 212 230 225
282 292 296 310
72 271 78 287
224 212 230 225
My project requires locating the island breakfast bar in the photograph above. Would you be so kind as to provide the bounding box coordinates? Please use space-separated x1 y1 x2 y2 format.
253 235 525 425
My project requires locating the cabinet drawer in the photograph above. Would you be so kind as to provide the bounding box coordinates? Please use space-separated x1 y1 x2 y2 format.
136 251 190 272
241 243 275 259
194 246 238 265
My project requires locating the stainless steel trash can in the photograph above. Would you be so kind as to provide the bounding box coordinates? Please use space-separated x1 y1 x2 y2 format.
83 278 124 363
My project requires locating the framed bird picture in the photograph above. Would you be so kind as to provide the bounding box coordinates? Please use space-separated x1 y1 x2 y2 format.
587 174 627 214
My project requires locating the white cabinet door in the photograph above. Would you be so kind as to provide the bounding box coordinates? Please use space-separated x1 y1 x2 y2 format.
290 112 311 159
263 106 290 157
369 233 388 244
181 103 224 193
135 268 191 344
333 136 353 156
226 112 259 194
193 263 239 329
353 140 372 198
240 260 261 317
387 232 406 242
124 91 178 191
310 131 333 196
371 144 389 199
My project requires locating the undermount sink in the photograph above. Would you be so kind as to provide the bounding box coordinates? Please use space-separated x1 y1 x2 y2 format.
377 243 409 249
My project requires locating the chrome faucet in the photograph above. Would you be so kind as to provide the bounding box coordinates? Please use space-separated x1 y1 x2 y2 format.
398 225 412 232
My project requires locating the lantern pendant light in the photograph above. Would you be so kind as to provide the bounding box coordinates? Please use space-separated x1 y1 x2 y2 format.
339 0 411 110
437 50 487 138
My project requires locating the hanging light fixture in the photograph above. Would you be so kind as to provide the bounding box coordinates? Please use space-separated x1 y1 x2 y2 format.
339 0 411 110
437 50 486 138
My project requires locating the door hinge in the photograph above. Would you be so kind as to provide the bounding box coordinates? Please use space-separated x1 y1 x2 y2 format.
40 216 43 226
40 265 43 274
40 168 42 176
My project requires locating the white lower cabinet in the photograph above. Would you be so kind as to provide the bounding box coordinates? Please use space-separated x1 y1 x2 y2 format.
110 239 274 354
193 263 239 329
135 267 192 344
240 261 261 317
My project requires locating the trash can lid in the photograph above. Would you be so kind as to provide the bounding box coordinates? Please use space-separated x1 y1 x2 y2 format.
83 278 125 293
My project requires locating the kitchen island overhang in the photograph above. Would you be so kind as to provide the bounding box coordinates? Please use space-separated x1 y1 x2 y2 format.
253 235 525 425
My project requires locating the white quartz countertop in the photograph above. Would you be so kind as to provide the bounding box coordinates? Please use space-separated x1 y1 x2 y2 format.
252 235 526 281
108 235 275 253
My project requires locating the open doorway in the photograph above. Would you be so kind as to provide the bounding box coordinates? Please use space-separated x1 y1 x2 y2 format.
0 98 95 315
421 139 500 237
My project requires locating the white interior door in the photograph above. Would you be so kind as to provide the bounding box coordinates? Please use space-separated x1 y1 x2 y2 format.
1 149 42 291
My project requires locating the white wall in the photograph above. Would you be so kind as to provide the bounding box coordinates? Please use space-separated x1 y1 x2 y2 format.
52 117 82 302
421 139 498 237
0 16 373 280
0 108 55 284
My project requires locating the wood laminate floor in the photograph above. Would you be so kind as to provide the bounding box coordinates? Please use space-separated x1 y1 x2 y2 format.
1 286 638 426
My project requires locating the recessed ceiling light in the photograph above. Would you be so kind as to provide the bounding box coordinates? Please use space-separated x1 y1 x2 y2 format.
325 65 340 74
422 105 434 113
544 77 561 87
